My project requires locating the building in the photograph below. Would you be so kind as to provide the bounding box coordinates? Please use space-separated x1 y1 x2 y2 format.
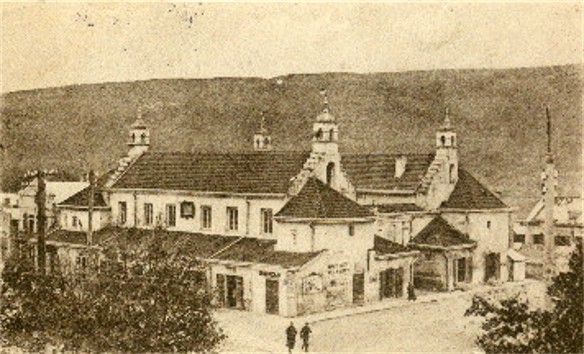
514 196 582 277
43 94 516 316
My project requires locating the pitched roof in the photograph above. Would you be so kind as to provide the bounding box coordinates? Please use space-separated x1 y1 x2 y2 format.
374 235 413 255
440 169 508 210
58 171 114 208
275 177 373 219
47 227 320 268
110 151 309 194
342 153 435 192
411 217 476 248
372 203 424 214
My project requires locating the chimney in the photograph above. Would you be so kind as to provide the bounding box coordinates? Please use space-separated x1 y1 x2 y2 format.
395 156 407 178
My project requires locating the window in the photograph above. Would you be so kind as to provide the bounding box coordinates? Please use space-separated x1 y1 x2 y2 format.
315 129 323 140
486 220 491 229
180 201 195 219
201 206 212 229
291 229 297 246
449 164 456 183
144 203 154 226
513 234 525 243
72 216 79 227
440 135 446 146
77 255 87 269
533 234 544 245
227 207 238 231
555 236 571 247
119 201 127 224
261 208 273 234
166 204 176 227
349 224 355 236
3 198 9 207
326 162 335 185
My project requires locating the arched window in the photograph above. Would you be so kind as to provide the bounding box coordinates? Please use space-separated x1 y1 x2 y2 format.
141 133 147 143
256 138 261 148
440 135 446 146
131 133 136 143
264 137 270 146
329 129 334 141
316 129 323 140
326 162 335 185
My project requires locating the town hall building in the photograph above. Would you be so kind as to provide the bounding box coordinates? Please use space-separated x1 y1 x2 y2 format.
47 93 517 317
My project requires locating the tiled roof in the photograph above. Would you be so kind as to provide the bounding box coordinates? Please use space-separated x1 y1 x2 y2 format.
440 169 508 210
374 235 413 255
342 153 435 192
411 217 476 248
47 227 320 268
275 177 373 219
58 171 114 208
372 203 424 214
111 151 310 194
211 237 322 268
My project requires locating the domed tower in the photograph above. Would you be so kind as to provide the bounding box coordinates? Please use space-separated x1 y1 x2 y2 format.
436 108 458 184
127 108 150 159
253 111 273 151
312 89 339 156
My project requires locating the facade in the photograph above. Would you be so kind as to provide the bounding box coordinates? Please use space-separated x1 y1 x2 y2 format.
514 196 582 277
38 94 517 316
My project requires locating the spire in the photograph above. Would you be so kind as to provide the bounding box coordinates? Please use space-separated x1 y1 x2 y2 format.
546 105 553 163
253 110 272 151
316 88 335 122
440 107 452 131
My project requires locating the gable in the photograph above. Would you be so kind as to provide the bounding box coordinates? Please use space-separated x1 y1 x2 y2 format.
440 169 508 210
411 217 475 247
275 177 373 219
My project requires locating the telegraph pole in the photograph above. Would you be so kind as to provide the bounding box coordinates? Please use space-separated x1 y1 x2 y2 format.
35 170 47 275
87 169 95 246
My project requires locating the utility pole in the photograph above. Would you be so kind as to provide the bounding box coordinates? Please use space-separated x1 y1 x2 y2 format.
87 169 95 246
542 106 557 283
35 170 47 275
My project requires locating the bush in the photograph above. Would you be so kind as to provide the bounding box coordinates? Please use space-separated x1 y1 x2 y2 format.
0 239 226 352
466 242 583 354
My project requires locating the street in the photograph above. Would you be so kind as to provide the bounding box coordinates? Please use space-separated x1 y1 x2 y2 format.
216 281 545 353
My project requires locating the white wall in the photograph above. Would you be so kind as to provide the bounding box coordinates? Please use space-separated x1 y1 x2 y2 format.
109 191 284 238
59 208 111 232
442 211 511 283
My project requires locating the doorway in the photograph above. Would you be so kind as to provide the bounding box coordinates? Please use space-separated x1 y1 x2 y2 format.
226 275 244 309
485 253 500 282
353 273 365 304
265 279 279 314
379 268 403 299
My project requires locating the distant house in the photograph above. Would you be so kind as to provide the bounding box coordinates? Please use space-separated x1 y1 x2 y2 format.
514 196 582 277
35 93 517 317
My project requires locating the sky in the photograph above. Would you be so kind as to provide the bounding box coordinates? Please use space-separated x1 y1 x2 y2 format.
1 2 582 93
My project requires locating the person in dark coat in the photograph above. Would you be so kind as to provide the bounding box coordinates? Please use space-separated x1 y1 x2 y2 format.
286 321 297 353
408 282 417 301
300 322 312 352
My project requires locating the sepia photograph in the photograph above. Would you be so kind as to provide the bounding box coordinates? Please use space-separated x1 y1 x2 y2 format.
0 2 582 353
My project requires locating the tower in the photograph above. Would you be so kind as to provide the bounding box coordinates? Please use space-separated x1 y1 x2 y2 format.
542 105 557 282
127 108 150 159
312 89 339 156
253 111 273 151
436 108 458 184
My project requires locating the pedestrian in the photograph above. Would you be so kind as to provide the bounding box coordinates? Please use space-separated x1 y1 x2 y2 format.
300 322 312 352
286 321 297 353
408 282 417 301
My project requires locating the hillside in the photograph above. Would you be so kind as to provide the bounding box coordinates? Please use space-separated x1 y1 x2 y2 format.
1 65 582 217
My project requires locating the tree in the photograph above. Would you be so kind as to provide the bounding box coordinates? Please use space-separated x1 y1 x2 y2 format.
0 235 226 352
466 242 583 353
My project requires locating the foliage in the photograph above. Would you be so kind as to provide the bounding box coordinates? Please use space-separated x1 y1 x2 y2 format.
0 236 226 352
466 242 583 353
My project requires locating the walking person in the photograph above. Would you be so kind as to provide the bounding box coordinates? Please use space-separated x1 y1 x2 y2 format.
286 321 297 353
300 322 312 352
408 282 417 301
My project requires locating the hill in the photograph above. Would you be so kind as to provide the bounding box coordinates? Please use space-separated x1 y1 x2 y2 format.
1 65 582 217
